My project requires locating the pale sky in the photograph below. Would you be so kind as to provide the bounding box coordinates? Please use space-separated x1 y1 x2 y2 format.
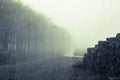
21 0 120 51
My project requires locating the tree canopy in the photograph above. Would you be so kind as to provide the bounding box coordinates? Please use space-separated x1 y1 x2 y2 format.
0 0 72 65
0 0 71 53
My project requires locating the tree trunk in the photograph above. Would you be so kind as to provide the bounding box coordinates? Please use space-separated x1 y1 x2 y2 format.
3 33 8 51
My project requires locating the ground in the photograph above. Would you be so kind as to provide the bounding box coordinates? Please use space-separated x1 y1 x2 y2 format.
0 54 80 80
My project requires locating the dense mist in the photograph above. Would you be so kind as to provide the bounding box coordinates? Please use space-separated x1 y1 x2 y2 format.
0 1 78 80
1 0 120 80
21 0 120 54
0 0 72 56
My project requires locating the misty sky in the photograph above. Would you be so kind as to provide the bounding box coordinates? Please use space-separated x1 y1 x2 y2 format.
21 0 120 51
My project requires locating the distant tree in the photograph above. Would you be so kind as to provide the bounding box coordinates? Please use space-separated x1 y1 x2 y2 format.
0 0 71 65
0 0 40 52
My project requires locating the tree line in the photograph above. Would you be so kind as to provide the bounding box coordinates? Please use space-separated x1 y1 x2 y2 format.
0 0 71 64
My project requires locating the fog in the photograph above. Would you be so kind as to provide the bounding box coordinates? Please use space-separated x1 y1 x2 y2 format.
21 0 120 53
1 0 120 80
0 1 78 80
